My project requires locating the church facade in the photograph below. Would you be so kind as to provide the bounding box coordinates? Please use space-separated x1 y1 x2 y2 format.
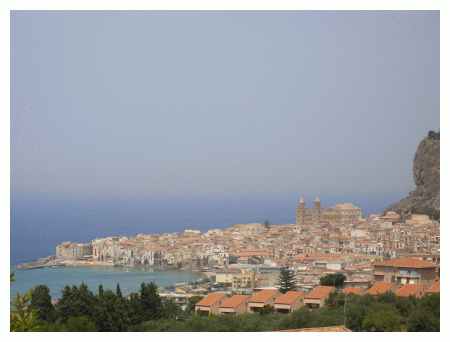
296 197 362 225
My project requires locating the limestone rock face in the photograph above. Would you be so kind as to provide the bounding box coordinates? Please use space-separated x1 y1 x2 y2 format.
386 131 440 220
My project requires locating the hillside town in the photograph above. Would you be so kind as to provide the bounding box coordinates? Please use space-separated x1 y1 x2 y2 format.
18 197 440 312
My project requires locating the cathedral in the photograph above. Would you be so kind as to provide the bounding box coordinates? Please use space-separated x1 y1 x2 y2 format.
296 197 362 225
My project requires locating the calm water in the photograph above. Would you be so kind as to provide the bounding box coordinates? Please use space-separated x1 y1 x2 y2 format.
10 266 202 299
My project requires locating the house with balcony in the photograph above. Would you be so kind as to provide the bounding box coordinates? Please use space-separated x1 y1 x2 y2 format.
304 286 335 308
373 257 437 285
195 292 227 315
273 291 305 313
247 289 280 312
218 295 249 315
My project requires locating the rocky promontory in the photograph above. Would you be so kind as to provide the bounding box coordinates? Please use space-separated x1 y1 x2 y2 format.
386 130 440 220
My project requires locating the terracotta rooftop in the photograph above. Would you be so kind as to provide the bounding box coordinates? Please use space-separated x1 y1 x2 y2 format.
195 292 226 307
220 295 249 309
426 279 440 294
235 250 272 257
395 284 425 298
367 282 395 296
373 257 436 269
305 286 335 300
278 325 351 332
248 289 279 303
274 291 305 305
295 254 343 262
342 287 365 296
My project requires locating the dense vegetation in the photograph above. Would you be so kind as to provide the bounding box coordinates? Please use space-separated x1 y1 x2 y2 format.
10 281 439 332
320 273 346 288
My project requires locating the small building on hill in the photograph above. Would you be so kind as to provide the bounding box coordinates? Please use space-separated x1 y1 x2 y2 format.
195 292 227 315
218 295 250 315
273 291 305 313
304 286 335 308
247 289 280 313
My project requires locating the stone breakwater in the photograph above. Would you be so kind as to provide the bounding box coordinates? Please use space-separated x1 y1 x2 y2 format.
16 257 113 270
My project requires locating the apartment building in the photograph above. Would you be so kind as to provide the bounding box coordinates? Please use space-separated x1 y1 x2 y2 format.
373 257 437 285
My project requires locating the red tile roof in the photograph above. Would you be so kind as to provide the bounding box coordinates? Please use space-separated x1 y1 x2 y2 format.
367 282 395 296
373 257 436 269
305 286 335 300
235 250 272 257
274 291 305 305
426 279 440 294
248 289 279 303
195 292 226 307
395 284 425 298
342 287 365 296
220 295 249 309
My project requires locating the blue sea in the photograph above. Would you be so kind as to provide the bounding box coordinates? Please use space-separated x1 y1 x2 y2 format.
10 266 202 299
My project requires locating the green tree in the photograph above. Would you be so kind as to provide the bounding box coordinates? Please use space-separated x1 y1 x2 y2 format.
325 291 345 307
64 316 97 331
407 309 439 331
362 303 402 331
10 291 41 332
139 282 162 320
319 273 346 288
407 293 440 331
94 289 129 331
98 284 104 298
128 292 145 326
419 293 440 318
30 285 55 322
55 283 97 322
185 296 203 313
161 298 183 319
278 267 296 293
345 300 367 331
258 305 275 315
116 283 123 298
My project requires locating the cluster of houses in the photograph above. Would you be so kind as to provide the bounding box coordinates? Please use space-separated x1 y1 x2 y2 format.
195 256 440 316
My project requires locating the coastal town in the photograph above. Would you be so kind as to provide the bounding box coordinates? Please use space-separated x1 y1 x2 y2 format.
17 197 440 313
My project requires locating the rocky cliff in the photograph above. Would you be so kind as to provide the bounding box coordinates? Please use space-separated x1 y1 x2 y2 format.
386 131 440 220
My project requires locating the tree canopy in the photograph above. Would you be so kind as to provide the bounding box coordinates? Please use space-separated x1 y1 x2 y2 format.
319 273 346 288
278 267 297 293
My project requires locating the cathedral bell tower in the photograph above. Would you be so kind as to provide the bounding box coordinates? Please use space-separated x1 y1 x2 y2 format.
296 196 305 225
314 196 321 222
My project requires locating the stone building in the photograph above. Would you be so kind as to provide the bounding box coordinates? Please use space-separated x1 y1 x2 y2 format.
56 242 92 260
296 197 362 225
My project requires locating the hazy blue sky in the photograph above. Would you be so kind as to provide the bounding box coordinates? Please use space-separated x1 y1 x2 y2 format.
11 11 439 262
